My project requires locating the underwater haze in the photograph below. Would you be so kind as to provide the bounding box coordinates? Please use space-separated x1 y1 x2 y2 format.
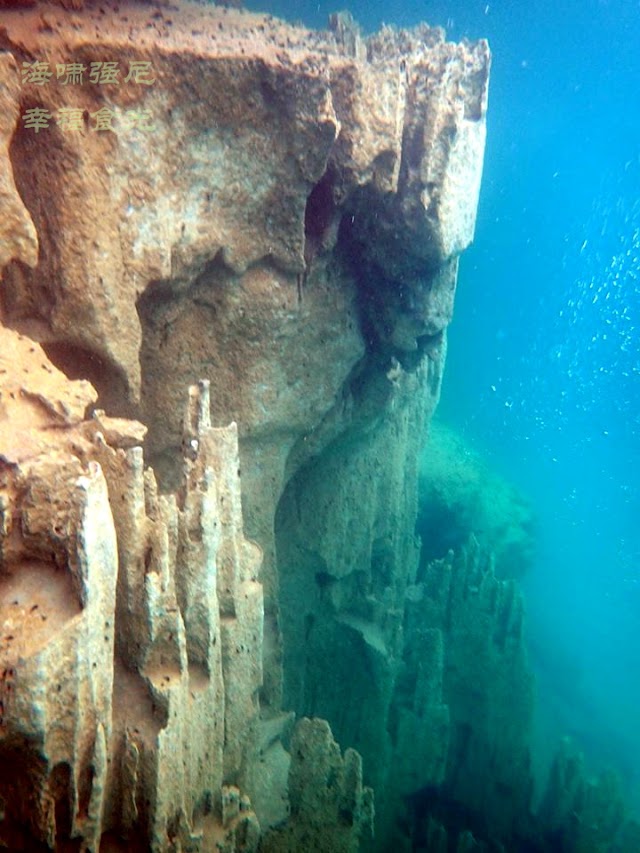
247 0 640 815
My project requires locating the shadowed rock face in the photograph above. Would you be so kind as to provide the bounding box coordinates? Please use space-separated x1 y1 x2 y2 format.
0 2 506 851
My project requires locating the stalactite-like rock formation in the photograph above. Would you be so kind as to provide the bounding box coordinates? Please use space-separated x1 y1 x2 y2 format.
396 539 534 849
0 331 264 850
0 330 374 850
5 2 598 851
0 0 489 724
538 738 640 853
2 3 635 852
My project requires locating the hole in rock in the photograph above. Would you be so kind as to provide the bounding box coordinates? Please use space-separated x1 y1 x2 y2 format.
304 169 337 264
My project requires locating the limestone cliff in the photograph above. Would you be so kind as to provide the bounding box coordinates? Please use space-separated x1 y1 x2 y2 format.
0 1 518 850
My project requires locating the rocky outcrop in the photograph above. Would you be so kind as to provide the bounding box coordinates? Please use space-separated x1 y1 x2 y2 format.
538 738 640 853
396 539 534 849
0 332 260 850
416 422 536 578
0 1 495 850
261 717 374 853
0 331 370 851
0 1 489 716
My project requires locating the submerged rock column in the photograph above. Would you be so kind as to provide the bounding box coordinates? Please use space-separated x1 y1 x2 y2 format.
0 3 491 850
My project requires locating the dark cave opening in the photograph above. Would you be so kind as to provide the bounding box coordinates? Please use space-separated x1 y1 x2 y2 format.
303 167 339 269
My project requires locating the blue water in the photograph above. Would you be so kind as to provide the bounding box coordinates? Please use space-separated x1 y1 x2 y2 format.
247 0 640 812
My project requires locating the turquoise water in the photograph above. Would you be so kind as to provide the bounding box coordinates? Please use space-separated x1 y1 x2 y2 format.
434 1 640 811
249 0 640 816
444 158 640 810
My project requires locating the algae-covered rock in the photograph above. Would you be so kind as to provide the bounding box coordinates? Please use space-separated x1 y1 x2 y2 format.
417 422 535 579
539 737 630 853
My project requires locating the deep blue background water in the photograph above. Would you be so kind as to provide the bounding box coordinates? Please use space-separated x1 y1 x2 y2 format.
246 0 640 812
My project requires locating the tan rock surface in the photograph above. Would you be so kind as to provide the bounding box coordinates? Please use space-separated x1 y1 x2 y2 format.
0 3 492 850
0 328 95 461
0 341 266 849
0 54 38 271
0 0 487 417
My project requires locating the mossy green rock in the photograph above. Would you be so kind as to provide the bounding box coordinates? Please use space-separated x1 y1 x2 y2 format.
417 422 535 579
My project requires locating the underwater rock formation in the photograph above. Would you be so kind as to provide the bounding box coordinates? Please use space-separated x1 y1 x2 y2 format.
0 0 488 722
0 333 264 850
10 1 626 851
1 3 633 852
537 737 639 853
417 422 536 579
0 331 372 851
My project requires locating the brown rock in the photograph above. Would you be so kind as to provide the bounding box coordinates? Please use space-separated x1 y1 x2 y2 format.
0 4 495 851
